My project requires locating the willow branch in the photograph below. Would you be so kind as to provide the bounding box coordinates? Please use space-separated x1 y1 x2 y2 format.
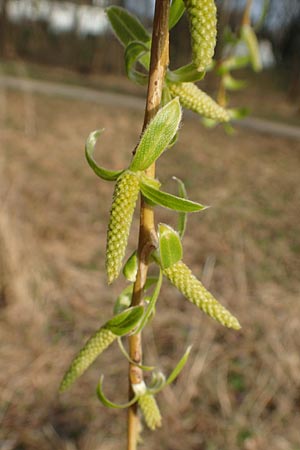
127 1 170 450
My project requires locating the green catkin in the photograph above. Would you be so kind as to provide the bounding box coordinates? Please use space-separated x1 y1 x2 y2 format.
138 393 162 430
169 82 230 122
106 171 140 284
163 260 241 330
59 328 116 392
184 0 217 72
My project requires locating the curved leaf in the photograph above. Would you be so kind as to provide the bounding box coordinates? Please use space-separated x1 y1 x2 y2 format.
123 251 138 282
113 285 133 315
167 63 205 83
97 375 138 409
117 338 155 371
140 180 207 212
85 130 124 181
166 345 192 385
158 224 182 269
105 306 144 336
173 176 187 238
135 270 163 334
217 55 250 75
223 73 247 91
125 41 149 85
169 0 185 30
106 6 150 47
130 98 182 172
241 24 262 72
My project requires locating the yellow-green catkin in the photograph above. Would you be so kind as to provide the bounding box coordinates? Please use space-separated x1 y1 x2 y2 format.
106 171 140 284
163 260 241 330
169 82 230 122
184 0 217 71
59 328 116 392
138 393 162 430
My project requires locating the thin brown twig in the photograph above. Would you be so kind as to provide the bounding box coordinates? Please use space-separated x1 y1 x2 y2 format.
127 1 170 449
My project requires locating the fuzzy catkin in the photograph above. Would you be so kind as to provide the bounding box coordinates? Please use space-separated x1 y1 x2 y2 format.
138 393 162 430
59 328 116 392
163 260 241 329
184 0 217 71
106 171 140 284
169 82 230 122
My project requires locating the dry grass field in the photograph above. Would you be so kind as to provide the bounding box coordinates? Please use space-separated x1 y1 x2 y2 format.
0 78 300 450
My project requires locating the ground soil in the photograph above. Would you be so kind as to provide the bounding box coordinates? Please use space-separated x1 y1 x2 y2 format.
0 76 300 450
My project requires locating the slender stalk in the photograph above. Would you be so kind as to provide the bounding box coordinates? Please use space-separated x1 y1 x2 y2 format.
127 1 170 449
242 0 253 25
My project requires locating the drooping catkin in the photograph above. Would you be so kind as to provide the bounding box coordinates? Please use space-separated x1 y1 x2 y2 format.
169 82 230 122
138 393 162 430
60 328 116 392
106 171 140 284
184 0 217 72
163 260 241 329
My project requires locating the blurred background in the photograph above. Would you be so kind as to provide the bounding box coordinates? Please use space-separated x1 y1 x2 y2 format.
0 1 300 450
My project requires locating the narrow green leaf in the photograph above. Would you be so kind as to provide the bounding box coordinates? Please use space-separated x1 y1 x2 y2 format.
125 41 149 85
97 375 138 409
106 6 150 47
241 24 262 72
167 63 205 83
117 338 155 371
169 0 185 30
166 345 192 385
105 306 143 336
130 98 182 172
223 73 247 91
149 371 166 392
113 285 133 315
229 107 249 120
173 176 187 238
135 270 163 334
123 251 138 282
140 180 207 213
85 130 124 181
158 224 182 269
217 55 250 75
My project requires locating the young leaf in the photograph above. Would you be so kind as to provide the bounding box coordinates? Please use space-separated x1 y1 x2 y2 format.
241 24 262 72
130 98 182 172
113 285 133 315
123 251 138 282
140 179 207 213
173 176 187 238
158 224 182 269
97 375 138 409
169 0 185 30
167 62 205 83
85 130 124 181
134 270 163 334
217 55 250 75
117 338 155 371
125 41 149 85
106 6 150 47
223 73 247 91
166 345 192 385
105 306 144 336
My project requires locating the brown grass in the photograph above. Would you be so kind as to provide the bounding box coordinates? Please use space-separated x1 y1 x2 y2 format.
0 85 300 450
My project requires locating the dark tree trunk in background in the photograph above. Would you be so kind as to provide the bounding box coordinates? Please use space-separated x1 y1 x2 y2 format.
0 0 8 57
